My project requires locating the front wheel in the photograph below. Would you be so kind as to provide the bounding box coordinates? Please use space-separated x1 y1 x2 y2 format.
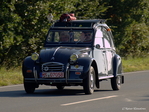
83 66 95 94
111 76 121 90
24 82 37 94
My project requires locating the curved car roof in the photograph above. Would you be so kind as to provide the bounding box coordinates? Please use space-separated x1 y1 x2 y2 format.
52 19 106 28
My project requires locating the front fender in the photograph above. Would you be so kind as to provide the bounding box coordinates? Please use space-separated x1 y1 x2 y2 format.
77 57 93 79
23 56 35 68
22 56 36 78
113 54 122 77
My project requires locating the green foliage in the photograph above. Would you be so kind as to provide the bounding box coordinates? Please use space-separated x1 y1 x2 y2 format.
103 0 149 57
0 0 149 68
0 0 23 67
0 0 50 68
74 0 108 19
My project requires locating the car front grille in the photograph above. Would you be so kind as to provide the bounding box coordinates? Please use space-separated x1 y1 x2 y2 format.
42 62 64 72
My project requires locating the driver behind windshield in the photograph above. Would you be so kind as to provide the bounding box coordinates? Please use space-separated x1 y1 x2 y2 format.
80 31 92 42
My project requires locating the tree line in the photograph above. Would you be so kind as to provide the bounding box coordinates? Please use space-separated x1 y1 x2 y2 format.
0 0 149 68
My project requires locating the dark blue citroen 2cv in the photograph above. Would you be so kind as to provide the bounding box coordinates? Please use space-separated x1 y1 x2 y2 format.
22 19 124 94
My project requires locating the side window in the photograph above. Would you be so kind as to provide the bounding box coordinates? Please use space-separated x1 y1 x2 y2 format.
102 28 112 48
46 32 52 42
55 32 60 42
47 32 59 42
94 27 104 48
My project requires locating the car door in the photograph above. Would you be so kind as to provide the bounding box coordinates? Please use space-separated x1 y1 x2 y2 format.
93 27 108 76
102 27 115 75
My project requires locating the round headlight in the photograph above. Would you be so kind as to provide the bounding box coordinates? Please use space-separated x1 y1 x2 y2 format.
70 54 78 62
31 53 39 61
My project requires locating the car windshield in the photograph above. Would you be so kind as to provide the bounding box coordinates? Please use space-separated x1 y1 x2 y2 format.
46 30 93 43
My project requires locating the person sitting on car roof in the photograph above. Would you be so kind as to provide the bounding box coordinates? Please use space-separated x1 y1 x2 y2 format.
59 12 76 22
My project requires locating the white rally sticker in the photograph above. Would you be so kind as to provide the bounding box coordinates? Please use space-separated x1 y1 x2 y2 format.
70 65 83 71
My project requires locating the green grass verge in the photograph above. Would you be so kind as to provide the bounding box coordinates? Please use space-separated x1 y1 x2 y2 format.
122 57 149 72
0 67 23 86
0 57 149 86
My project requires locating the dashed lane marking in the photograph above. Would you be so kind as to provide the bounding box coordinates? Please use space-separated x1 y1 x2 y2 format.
61 95 118 106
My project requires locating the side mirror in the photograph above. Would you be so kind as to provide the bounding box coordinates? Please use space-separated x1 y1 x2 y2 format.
95 44 100 49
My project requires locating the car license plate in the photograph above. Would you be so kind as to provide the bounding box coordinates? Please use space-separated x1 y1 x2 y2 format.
41 72 64 78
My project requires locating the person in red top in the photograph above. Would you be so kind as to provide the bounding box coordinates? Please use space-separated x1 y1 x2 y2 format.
59 12 76 22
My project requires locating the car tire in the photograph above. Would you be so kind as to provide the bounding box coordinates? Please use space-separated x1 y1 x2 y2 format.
83 66 95 94
111 76 121 90
56 85 65 90
24 82 36 94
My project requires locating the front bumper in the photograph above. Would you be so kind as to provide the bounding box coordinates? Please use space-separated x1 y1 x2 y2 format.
23 64 85 85
24 78 83 85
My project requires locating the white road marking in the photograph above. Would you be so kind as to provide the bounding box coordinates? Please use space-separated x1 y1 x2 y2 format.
124 98 133 102
61 95 118 106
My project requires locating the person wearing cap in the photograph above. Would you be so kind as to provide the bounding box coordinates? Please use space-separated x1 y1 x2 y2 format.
80 31 92 42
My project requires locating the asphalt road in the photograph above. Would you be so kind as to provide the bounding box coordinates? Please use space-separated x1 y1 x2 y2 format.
0 71 149 112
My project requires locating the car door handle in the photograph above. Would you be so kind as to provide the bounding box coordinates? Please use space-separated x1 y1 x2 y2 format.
103 51 106 53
